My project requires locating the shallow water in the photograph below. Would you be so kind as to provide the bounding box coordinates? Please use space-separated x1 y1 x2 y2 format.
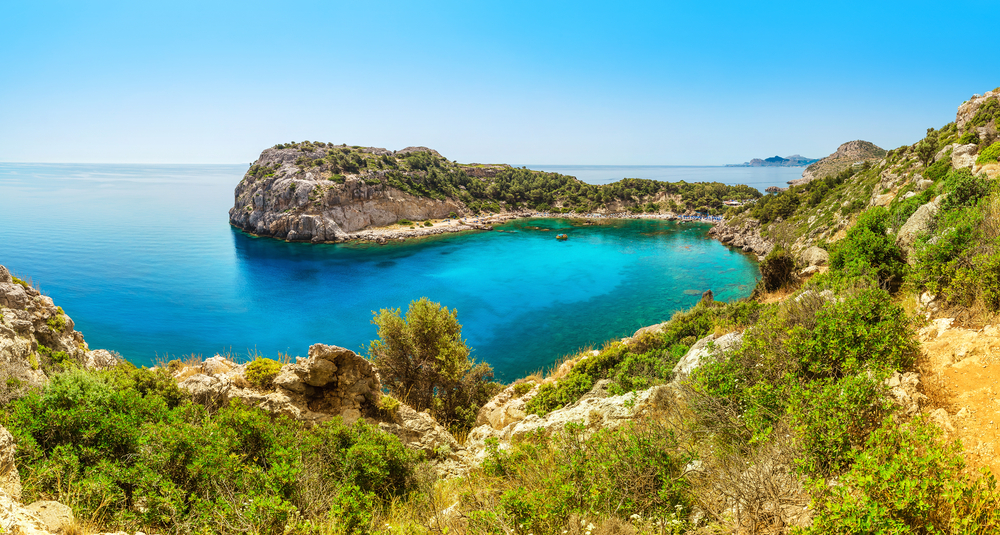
0 163 760 380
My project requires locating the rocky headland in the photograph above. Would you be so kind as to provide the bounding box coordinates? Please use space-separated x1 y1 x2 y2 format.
726 154 819 167
229 142 761 244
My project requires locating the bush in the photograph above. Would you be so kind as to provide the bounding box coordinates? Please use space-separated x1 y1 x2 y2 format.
805 417 1000 534
756 248 796 293
369 297 499 433
943 168 992 212
976 141 1000 165
471 421 692 532
5 366 422 534
46 314 66 332
245 357 282 389
829 207 905 286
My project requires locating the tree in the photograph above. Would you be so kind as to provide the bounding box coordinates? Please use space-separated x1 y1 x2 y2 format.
369 297 499 432
915 130 939 167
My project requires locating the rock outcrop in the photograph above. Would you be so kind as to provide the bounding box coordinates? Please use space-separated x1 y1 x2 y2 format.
229 145 465 243
896 198 941 262
708 218 773 257
672 331 743 377
952 143 979 170
0 265 117 400
176 344 381 425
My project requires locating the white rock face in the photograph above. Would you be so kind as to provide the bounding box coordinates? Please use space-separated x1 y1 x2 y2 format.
176 343 381 425
464 383 679 465
0 426 20 501
672 332 743 377
896 198 941 262
24 501 73 534
952 143 979 169
475 382 539 430
799 246 829 267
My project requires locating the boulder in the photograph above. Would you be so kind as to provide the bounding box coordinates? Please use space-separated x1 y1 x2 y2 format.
799 246 829 267
82 349 119 370
672 331 743 377
379 404 461 460
897 198 940 261
0 426 20 501
952 144 978 169
885 371 925 416
24 501 73 534
475 382 538 430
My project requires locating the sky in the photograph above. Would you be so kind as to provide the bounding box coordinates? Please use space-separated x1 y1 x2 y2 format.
1 1 997 165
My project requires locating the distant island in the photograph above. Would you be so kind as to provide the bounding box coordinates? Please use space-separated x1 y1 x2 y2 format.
726 154 819 167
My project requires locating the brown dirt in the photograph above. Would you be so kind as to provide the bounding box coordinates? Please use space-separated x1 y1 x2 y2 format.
918 319 1000 477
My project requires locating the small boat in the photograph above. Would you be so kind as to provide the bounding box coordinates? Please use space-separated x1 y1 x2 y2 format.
556 234 568 241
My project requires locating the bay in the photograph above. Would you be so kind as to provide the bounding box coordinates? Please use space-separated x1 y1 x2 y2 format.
0 163 765 380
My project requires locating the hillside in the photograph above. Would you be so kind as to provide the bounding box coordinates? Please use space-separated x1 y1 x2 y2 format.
5 87 1000 534
788 139 887 186
228 144 760 242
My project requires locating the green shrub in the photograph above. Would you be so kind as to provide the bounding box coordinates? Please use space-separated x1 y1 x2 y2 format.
244 357 282 389
369 297 499 433
976 141 1000 165
5 366 422 534
397 219 412 226
943 168 993 211
46 314 66 332
923 152 952 182
756 248 796 293
804 417 1000 534
959 130 981 145
829 207 905 286
473 422 692 532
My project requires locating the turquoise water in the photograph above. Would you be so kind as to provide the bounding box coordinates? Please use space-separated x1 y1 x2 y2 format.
0 163 760 380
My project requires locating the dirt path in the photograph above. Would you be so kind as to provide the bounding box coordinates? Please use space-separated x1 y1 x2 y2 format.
918 319 1000 477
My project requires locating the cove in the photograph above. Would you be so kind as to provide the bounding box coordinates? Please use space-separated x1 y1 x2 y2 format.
0 163 760 381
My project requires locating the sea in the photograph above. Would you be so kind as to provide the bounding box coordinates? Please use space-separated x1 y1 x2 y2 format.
0 164 801 380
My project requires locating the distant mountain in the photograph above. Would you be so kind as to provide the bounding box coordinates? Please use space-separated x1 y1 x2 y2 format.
726 154 819 167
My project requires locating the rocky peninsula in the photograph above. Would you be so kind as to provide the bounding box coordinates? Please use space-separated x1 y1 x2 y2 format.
229 143 760 244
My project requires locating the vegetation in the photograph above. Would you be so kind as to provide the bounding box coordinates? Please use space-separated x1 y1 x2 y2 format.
245 356 283 389
4 366 422 535
369 297 500 433
256 142 762 214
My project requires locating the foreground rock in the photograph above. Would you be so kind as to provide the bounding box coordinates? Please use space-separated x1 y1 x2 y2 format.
177 343 381 424
896 198 941 262
0 424 74 535
0 265 118 401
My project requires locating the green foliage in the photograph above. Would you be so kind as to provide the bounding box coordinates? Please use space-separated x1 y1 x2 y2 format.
527 300 761 416
397 218 412 226
757 248 796 293
46 314 66 332
976 141 1000 165
968 97 1000 129
245 357 282 389
804 417 1000 534
923 151 953 182
829 207 905 286
369 297 499 433
943 168 993 212
4 366 421 534
915 131 939 166
959 130 981 145
472 422 692 532
690 287 916 457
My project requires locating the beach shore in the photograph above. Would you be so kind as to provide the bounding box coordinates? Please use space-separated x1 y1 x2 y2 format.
348 210 722 244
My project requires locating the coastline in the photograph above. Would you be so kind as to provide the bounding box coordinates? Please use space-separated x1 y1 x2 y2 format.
238 210 727 245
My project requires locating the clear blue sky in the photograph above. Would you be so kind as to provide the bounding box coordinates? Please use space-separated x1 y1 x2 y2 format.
1 1 996 165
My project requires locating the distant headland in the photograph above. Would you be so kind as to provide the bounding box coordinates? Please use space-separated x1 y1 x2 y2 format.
726 154 819 167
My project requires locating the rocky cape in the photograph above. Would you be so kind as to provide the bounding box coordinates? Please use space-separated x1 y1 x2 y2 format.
726 154 819 167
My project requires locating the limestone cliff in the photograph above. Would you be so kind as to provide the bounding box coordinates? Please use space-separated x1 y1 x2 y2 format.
0 265 117 401
229 144 466 242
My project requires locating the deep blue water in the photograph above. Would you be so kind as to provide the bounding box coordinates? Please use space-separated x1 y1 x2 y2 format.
0 163 762 380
